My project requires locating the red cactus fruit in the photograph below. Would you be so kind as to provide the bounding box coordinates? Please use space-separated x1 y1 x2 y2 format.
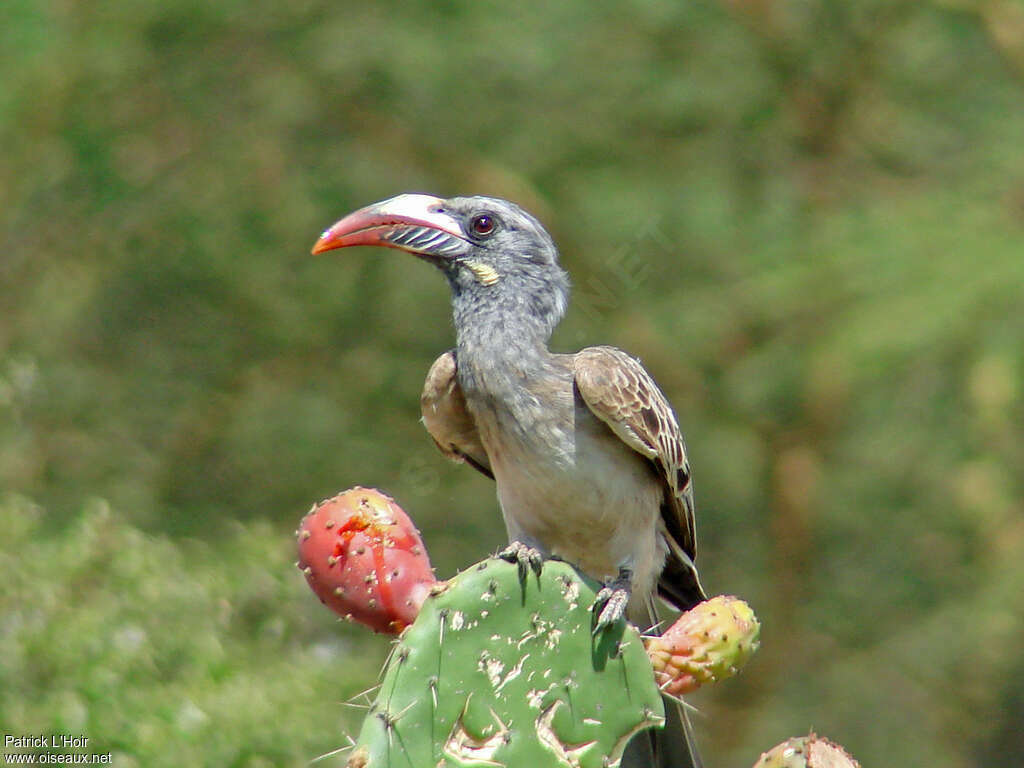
297 487 436 634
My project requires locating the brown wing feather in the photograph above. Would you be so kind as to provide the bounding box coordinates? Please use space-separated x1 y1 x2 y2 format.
573 345 705 609
421 350 493 480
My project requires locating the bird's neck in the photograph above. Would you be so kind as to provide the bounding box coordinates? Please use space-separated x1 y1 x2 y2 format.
449 286 556 392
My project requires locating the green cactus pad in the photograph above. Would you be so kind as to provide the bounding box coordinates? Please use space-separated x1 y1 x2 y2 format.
350 558 664 768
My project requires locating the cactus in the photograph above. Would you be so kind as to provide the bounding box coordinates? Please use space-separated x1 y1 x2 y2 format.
291 490 859 767
297 488 437 634
349 557 664 768
752 733 861 768
646 594 760 696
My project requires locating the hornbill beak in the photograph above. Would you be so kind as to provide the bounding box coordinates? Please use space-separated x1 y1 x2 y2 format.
311 193 468 259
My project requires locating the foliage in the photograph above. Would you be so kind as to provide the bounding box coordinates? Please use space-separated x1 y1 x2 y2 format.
2 0 1023 765
0 494 379 766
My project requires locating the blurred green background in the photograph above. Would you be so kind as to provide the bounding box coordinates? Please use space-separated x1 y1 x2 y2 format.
2 0 1023 765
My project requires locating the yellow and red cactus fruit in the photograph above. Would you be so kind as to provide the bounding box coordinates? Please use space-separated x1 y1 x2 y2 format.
297 487 436 634
646 594 760 695
752 732 861 768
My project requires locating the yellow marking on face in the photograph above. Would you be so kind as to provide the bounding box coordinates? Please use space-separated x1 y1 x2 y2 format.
465 260 500 286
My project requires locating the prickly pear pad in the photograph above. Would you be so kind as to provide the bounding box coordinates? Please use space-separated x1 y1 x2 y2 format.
351 558 664 768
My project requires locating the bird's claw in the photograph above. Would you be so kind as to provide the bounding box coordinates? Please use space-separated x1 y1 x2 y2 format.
592 566 633 634
591 586 630 634
498 541 545 581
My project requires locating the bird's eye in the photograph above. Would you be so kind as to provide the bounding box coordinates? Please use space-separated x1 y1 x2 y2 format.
470 214 495 237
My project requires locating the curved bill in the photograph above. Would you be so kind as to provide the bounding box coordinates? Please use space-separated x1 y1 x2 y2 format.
311 194 467 259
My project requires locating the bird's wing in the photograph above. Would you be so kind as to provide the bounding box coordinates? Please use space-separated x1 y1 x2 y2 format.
421 350 494 480
573 346 704 610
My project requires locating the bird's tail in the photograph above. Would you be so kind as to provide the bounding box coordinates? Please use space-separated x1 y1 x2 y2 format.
621 599 703 768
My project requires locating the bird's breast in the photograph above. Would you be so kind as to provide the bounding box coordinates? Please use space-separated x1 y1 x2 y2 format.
466 382 663 586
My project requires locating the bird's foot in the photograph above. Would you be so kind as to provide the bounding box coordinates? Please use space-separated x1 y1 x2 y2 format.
592 567 633 634
498 541 544 582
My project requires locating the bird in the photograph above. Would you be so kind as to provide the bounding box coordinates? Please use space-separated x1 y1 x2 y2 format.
313 193 706 767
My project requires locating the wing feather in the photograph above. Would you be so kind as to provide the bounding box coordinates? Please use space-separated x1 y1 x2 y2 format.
573 346 704 609
421 350 493 480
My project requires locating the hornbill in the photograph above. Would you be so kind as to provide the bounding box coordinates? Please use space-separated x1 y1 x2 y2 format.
313 194 706 768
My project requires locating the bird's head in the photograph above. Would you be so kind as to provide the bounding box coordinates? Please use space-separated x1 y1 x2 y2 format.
312 194 570 339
